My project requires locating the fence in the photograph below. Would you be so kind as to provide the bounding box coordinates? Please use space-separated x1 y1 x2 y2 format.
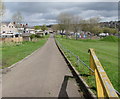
0 37 23 42
88 48 118 97
55 38 119 98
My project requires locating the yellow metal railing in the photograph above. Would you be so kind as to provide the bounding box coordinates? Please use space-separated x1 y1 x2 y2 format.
88 48 118 98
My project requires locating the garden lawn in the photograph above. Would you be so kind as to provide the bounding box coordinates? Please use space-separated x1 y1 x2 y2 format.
56 36 119 94
1 37 48 69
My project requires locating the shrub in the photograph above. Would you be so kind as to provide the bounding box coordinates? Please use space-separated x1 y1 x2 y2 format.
100 36 118 42
30 34 36 40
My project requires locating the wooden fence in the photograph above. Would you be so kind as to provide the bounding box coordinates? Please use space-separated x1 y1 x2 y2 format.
0 37 23 42
88 48 118 98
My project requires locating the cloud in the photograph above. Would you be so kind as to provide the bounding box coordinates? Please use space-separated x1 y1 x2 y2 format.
4 0 119 2
3 2 118 26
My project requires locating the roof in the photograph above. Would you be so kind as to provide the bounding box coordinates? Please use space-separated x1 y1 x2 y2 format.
36 31 44 34
13 23 28 28
1 22 28 28
1 22 10 26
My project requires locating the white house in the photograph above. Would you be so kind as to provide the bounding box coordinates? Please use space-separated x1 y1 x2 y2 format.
26 28 35 34
0 22 18 34
0 22 28 38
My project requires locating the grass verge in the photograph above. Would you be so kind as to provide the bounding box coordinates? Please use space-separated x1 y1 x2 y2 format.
56 35 119 94
1 36 49 69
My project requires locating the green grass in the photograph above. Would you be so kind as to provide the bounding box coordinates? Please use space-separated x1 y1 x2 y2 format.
100 36 119 42
56 35 119 94
1 36 49 69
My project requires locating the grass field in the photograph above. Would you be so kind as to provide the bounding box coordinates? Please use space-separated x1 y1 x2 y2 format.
56 35 119 94
1 36 49 69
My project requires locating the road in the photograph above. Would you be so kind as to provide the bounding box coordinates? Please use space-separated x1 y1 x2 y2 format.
2 34 83 98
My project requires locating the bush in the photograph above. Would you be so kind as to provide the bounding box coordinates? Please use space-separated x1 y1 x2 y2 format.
100 36 119 42
30 34 36 40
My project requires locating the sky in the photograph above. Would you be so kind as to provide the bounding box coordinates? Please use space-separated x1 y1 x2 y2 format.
3 1 118 26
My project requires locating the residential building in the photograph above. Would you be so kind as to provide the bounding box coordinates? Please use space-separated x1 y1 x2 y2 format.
26 27 35 34
0 22 18 34
0 22 28 38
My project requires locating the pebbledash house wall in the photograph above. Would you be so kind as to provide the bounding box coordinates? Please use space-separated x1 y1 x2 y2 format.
0 22 23 42
1 23 18 34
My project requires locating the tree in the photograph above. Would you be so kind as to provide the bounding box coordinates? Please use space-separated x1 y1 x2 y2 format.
30 34 35 41
87 17 101 34
12 11 24 24
34 26 41 30
102 27 118 35
80 19 89 32
92 26 103 35
71 15 82 40
41 24 47 31
108 28 118 35
57 13 66 34
57 12 72 38
51 24 59 32
103 27 111 33
80 17 101 35
0 0 5 16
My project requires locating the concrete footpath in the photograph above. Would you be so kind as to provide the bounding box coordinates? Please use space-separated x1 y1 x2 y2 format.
2 34 83 98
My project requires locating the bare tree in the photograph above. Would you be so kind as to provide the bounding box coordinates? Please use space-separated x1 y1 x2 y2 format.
88 17 101 33
51 24 59 33
80 17 101 35
57 12 72 38
0 0 5 34
12 11 24 24
89 17 101 25
0 0 5 16
71 15 82 40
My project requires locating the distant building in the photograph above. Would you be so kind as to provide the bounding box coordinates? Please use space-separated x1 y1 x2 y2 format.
0 22 18 34
100 21 119 29
22 33 31 41
35 30 45 36
26 27 35 34
0 22 28 38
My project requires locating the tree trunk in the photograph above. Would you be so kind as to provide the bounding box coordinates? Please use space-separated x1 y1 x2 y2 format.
75 33 78 40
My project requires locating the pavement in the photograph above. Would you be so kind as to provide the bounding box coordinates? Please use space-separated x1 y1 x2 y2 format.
2 34 83 98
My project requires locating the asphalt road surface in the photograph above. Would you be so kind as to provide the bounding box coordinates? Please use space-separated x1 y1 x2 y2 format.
2 34 83 98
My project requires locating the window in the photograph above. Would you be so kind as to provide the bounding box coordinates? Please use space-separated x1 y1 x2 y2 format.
9 26 11 28
3 31 5 33
12 26 14 28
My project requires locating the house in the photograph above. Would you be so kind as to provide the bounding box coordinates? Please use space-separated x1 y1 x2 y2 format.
26 27 35 34
13 22 28 33
0 22 18 34
35 29 45 36
0 22 28 38
35 31 45 36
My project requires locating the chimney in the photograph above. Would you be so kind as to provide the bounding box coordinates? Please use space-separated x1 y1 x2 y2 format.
13 22 15 24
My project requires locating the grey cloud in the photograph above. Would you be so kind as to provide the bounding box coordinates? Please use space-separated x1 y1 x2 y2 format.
82 2 118 11
4 2 118 25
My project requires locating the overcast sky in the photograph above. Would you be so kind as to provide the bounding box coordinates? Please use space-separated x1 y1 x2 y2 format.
3 2 118 26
